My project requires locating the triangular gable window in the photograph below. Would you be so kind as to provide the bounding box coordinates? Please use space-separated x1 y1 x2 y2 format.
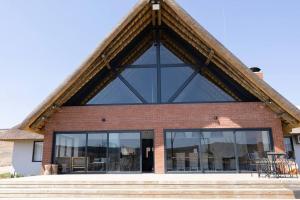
86 43 236 105
88 78 142 105
174 73 234 103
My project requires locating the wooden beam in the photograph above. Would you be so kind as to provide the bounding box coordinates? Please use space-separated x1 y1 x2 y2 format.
205 50 214 66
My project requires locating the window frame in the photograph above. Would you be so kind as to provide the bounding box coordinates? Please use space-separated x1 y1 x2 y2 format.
32 141 44 162
163 128 274 173
86 43 237 105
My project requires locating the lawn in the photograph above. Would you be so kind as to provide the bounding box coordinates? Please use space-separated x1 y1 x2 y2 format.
0 173 11 179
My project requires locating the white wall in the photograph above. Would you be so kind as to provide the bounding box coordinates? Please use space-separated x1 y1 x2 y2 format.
293 137 300 167
11 140 42 176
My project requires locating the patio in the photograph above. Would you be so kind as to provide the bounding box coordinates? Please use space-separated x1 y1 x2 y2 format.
0 174 299 199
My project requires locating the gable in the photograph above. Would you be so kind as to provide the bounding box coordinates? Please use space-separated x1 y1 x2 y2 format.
18 0 300 133
65 28 257 106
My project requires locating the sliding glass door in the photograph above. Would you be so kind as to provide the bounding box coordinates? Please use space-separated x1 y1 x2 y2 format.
108 132 141 172
87 133 107 173
165 129 272 173
54 131 141 174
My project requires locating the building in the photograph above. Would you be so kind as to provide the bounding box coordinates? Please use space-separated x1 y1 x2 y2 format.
285 128 300 167
1 0 300 175
0 129 43 176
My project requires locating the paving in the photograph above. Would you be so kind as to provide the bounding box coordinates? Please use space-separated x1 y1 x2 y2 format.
0 174 299 199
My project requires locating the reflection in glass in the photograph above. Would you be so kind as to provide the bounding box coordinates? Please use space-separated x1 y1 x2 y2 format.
132 45 156 65
161 67 193 102
165 130 272 173
235 131 271 171
160 44 184 64
201 131 236 172
87 133 107 172
54 134 87 173
108 133 141 172
121 68 157 103
87 78 142 105
175 74 234 103
165 131 201 172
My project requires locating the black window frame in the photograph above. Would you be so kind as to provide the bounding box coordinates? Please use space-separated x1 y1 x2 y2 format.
163 128 274 174
51 130 155 174
32 141 44 162
86 42 237 105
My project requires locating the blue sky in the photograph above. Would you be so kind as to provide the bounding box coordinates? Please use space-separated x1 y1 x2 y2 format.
0 0 300 128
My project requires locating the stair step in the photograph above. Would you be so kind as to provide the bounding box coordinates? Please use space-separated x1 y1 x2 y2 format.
0 188 294 198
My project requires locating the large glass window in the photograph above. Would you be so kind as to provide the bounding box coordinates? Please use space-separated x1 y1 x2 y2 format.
108 132 141 172
54 134 87 173
165 129 272 173
85 43 236 105
284 137 295 159
121 68 157 103
87 133 107 173
87 78 142 105
235 130 271 171
54 132 141 174
201 131 236 172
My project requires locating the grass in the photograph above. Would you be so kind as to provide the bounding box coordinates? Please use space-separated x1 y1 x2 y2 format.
0 173 11 179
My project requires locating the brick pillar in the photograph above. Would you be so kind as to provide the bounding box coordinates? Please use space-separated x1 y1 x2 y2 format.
42 129 54 168
154 128 165 173
272 121 285 153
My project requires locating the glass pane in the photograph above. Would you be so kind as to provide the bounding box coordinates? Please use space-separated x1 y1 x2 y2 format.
160 44 184 64
165 131 201 172
87 78 142 105
201 131 236 172
87 133 107 173
235 130 271 171
121 68 157 103
174 73 235 103
33 142 43 162
108 132 141 172
284 137 294 159
132 45 156 65
161 67 193 102
54 134 86 173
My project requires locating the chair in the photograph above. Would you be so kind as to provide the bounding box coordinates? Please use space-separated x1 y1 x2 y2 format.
176 153 185 171
71 157 87 172
56 157 71 173
189 153 199 171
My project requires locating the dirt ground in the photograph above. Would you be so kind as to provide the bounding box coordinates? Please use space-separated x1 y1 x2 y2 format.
0 141 12 167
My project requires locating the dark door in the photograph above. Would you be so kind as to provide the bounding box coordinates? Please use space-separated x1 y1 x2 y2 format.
142 139 154 172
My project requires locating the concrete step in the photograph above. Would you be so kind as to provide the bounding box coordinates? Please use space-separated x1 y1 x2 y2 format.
0 188 294 199
0 183 293 189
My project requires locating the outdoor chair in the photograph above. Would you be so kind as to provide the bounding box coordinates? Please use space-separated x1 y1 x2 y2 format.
56 157 71 173
71 157 87 172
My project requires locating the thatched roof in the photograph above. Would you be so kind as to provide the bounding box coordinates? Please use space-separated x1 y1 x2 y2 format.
291 128 300 134
15 0 300 134
0 129 43 141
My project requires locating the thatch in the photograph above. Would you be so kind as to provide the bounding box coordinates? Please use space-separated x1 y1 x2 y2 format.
0 129 43 141
16 0 300 133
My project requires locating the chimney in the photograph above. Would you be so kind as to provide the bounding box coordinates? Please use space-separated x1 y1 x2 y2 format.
249 67 263 79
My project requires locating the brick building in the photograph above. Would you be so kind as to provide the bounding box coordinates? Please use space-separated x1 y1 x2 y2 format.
3 0 300 175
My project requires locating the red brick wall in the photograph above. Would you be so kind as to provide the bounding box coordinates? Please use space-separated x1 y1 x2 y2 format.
43 102 284 173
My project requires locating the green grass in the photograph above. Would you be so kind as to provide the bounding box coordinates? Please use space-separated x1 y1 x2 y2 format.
0 173 11 179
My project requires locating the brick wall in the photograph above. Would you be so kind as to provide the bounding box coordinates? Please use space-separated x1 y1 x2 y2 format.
43 102 284 173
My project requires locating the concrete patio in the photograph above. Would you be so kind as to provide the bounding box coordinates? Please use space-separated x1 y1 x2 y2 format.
0 174 300 199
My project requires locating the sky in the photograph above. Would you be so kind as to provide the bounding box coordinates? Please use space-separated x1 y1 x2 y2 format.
0 0 300 129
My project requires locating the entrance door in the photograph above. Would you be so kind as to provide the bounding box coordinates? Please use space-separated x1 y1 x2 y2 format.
142 131 154 173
